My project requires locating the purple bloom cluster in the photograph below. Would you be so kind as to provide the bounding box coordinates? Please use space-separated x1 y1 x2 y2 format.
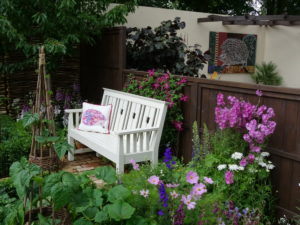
173 203 185 225
215 92 276 153
163 147 176 169
158 183 168 216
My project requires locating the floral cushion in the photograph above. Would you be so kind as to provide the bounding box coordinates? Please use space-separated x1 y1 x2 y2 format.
78 102 112 134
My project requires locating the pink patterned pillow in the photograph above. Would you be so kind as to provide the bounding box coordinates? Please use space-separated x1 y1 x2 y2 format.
78 102 112 134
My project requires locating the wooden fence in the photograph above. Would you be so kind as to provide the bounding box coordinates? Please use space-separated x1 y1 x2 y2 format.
123 69 300 218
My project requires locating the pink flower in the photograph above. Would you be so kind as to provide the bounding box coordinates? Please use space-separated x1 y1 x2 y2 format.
170 190 179 199
239 158 248 167
192 183 207 196
225 171 234 184
140 189 149 198
247 154 255 163
204 177 214 184
217 93 225 106
168 101 175 108
152 83 160 89
250 145 261 153
173 121 183 131
182 195 196 210
163 82 170 89
166 183 180 188
148 176 160 185
130 159 140 170
256 90 263 97
186 171 199 184
177 77 187 85
180 95 189 102
147 69 155 77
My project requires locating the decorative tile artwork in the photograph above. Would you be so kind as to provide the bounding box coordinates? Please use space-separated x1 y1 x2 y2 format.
208 32 257 74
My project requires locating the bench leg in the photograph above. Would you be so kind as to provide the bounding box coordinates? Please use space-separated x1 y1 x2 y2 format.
68 136 75 161
151 150 158 165
116 162 124 174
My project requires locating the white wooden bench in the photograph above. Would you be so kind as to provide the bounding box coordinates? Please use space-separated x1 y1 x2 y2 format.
65 88 168 173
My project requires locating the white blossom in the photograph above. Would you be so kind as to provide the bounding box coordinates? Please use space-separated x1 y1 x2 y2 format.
231 152 243 160
217 164 227 171
266 164 275 170
261 152 270 157
228 164 239 171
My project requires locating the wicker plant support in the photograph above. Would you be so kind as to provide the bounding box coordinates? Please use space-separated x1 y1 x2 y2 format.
29 46 60 171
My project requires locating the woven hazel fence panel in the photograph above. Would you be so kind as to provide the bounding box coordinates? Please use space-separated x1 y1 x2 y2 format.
0 47 80 117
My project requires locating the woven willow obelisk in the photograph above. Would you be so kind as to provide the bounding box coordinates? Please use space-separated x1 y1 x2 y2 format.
29 46 59 171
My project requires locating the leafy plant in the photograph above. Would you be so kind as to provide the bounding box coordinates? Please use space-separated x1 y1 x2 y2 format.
0 0 137 83
124 69 188 151
251 61 283 86
0 115 31 178
126 17 206 77
1 159 137 224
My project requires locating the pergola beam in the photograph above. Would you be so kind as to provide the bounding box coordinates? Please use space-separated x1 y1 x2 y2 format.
197 15 300 26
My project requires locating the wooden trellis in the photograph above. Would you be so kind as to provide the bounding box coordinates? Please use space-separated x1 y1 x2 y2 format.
29 46 60 171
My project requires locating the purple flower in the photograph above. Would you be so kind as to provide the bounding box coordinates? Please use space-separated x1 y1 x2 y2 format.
225 171 234 184
256 89 263 97
173 203 185 224
163 82 170 89
158 183 168 208
158 210 164 216
247 154 255 163
55 89 64 102
129 159 140 170
163 147 176 169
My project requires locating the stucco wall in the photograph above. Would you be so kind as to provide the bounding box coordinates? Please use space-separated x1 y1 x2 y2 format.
264 26 300 88
122 5 300 88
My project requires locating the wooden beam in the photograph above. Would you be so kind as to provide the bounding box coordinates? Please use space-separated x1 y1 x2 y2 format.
197 14 300 26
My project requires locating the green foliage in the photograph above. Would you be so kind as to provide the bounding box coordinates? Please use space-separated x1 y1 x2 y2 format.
1 161 137 224
126 17 206 77
0 0 137 76
0 115 31 178
252 61 283 86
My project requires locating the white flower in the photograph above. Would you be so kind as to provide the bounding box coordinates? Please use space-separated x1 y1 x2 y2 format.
238 166 244 171
298 183 300 187
217 164 227 170
266 164 275 170
231 152 243 160
228 164 239 171
248 167 258 173
261 152 270 157
170 190 179 199
258 162 267 167
140 189 149 198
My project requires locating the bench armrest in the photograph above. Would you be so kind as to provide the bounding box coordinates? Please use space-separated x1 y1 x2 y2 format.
65 109 83 113
113 127 160 135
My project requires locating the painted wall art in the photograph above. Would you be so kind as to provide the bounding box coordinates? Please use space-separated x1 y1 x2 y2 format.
208 32 257 74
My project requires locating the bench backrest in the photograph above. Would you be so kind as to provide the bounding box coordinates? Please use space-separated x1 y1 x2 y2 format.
101 88 168 132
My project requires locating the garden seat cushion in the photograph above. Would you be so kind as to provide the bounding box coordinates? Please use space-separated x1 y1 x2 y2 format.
78 102 112 134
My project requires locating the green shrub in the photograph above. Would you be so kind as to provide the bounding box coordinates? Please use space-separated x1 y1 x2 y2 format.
251 61 283 86
0 115 31 178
